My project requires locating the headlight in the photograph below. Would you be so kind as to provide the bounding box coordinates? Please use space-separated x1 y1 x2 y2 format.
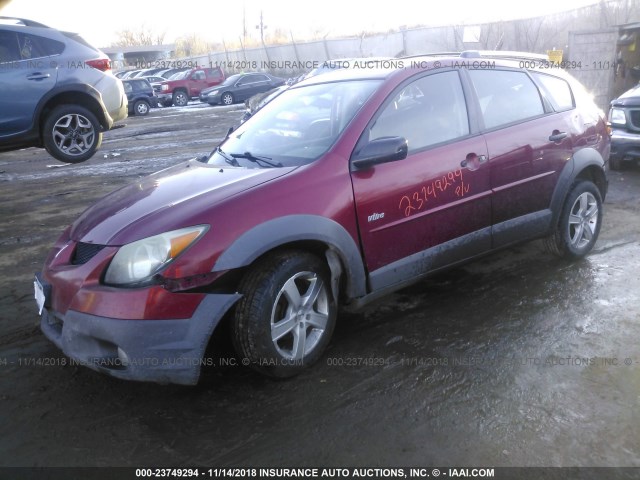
609 108 626 125
207 90 219 97
161 84 169 91
104 225 208 286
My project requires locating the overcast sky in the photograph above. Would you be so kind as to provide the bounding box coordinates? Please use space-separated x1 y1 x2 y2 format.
1 0 598 48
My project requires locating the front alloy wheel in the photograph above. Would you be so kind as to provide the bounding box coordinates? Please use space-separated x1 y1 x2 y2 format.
173 91 189 107
231 251 337 377
271 271 330 361
221 92 234 105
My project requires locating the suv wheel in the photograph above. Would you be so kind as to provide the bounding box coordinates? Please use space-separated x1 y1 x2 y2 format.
609 157 622 171
42 105 102 163
231 251 337 378
221 92 234 105
133 100 150 116
545 181 602 259
172 90 189 107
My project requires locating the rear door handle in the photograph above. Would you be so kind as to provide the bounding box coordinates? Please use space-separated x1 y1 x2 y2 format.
549 131 568 142
461 154 487 169
26 73 51 81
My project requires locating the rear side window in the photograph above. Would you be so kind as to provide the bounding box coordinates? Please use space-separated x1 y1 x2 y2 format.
239 74 265 85
532 72 574 112
368 70 470 152
0 31 64 62
206 68 223 80
133 80 149 90
469 70 544 129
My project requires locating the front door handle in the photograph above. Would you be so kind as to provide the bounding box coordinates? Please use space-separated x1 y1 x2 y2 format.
549 131 568 142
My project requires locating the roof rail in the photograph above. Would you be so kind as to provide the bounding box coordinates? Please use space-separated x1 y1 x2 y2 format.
460 50 550 61
401 51 551 62
400 52 462 59
0 16 50 28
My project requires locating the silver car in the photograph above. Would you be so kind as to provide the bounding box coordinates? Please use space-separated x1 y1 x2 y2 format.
0 17 127 163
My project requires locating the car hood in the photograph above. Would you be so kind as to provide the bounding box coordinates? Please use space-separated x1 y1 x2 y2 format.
201 85 222 95
611 85 640 107
70 159 295 245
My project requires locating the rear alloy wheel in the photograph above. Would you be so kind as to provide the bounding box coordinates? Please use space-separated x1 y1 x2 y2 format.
43 105 102 163
173 90 189 107
545 180 602 259
232 251 337 377
133 100 150 116
221 92 234 105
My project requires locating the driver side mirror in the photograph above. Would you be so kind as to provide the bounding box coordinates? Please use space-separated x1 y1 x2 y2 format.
351 136 408 170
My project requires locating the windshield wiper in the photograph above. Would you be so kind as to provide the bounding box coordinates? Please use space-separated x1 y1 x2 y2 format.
230 151 282 168
217 147 240 167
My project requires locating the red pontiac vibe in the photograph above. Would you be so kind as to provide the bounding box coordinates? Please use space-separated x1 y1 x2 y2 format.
36 52 610 384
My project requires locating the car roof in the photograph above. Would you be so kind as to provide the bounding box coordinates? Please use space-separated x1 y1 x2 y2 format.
298 50 567 87
0 16 50 28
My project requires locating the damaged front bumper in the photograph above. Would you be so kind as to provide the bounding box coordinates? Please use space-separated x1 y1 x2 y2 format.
40 293 241 385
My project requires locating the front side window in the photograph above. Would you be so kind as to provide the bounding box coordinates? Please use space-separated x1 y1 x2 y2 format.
469 69 544 129
207 79 380 168
367 71 470 152
237 75 254 86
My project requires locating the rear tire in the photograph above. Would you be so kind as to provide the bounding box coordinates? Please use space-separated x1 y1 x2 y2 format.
609 157 622 171
133 100 150 116
544 180 602 259
231 250 337 378
42 105 102 163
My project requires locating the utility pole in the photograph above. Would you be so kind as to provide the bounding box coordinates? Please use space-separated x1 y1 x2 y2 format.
256 10 267 45
242 2 247 45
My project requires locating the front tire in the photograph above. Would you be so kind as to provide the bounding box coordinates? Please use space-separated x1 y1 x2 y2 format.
231 251 337 378
221 92 234 105
173 90 189 107
43 105 102 163
545 180 602 259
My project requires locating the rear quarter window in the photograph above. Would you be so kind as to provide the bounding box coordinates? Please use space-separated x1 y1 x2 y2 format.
62 31 100 53
532 72 575 112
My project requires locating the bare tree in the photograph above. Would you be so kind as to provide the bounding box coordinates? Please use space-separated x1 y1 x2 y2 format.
175 34 216 57
512 18 544 52
111 25 166 47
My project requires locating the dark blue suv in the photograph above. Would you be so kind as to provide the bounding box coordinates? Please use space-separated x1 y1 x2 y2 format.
0 17 127 163
122 78 158 116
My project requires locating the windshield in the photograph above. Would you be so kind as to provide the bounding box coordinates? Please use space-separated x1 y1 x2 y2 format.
169 71 189 80
207 79 380 168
